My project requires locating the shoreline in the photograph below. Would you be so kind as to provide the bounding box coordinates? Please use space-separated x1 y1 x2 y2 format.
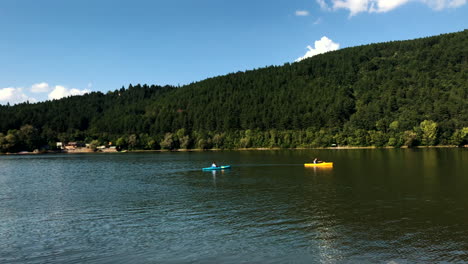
1 145 465 155
114 145 465 153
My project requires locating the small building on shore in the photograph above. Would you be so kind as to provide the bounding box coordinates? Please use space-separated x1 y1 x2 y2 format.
100 146 118 152
56 141 118 153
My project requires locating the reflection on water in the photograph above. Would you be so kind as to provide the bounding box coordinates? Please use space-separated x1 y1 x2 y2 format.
211 169 217 187
0 149 467 263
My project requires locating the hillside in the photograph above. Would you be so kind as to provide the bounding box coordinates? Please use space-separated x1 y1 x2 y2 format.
0 30 467 152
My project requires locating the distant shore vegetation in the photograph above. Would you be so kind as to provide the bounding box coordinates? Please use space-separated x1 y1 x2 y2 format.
0 30 467 153
1 123 467 153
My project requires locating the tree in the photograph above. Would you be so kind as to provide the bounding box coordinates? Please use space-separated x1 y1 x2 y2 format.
89 140 100 151
369 130 387 147
128 134 139 150
19 125 40 151
0 133 6 153
160 133 175 150
179 135 191 149
212 133 225 149
116 137 127 149
403 130 418 147
450 127 468 146
389 121 399 132
420 120 438 146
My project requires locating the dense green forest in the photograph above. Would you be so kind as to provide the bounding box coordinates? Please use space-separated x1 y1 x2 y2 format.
1 30 467 152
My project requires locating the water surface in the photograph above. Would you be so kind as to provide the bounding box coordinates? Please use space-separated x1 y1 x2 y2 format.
0 149 467 263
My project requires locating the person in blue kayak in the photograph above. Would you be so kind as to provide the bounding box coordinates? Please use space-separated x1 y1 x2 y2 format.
211 162 217 168
313 158 323 164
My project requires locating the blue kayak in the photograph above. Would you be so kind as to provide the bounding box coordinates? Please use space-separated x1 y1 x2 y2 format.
202 165 231 171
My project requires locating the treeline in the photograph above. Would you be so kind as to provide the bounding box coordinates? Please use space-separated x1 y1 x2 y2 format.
0 30 467 152
1 122 468 153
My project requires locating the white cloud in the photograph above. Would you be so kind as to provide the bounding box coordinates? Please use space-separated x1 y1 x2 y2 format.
30 82 50 93
317 0 331 9
48 85 90 100
0 87 37 105
369 0 411 13
295 10 310 16
296 36 340 61
332 0 370 15
448 0 467 8
422 0 467 9
0 82 92 104
318 0 466 15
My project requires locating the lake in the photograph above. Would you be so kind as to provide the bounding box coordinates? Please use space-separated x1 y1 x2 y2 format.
0 149 467 263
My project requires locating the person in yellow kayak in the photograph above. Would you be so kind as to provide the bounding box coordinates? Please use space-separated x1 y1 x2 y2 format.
313 158 323 164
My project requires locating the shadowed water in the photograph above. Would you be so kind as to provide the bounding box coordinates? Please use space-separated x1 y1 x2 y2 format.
0 149 467 263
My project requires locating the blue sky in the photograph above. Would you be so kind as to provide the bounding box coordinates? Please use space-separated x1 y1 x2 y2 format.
1 0 467 104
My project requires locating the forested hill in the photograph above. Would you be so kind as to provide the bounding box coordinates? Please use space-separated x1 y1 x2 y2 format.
1 30 467 152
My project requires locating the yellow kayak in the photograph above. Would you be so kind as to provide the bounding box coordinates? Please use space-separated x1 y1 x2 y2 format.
304 162 333 167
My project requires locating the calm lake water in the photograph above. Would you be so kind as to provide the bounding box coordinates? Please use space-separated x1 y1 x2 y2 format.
0 149 467 263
